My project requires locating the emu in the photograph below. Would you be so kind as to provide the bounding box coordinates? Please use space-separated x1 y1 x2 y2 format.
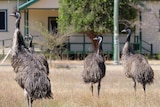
121 27 154 95
25 34 49 75
10 11 52 107
82 35 106 96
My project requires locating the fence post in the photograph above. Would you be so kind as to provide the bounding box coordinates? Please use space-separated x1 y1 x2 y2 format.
2 40 4 55
112 35 114 56
113 0 120 64
150 44 153 55
67 36 70 55
83 34 85 56
139 11 142 54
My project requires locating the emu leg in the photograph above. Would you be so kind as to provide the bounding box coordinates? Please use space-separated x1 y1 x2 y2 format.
133 79 136 95
143 83 146 94
91 83 93 96
143 83 146 106
29 97 33 107
24 89 29 107
143 84 146 99
26 95 30 107
98 81 101 96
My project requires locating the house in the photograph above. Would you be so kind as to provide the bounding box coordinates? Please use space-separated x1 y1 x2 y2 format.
136 1 160 54
0 0 58 54
0 0 159 56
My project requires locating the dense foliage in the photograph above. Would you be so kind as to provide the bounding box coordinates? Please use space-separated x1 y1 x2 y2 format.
58 0 137 35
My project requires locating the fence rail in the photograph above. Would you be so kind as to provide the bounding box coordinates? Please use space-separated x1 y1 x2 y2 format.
142 40 153 55
0 35 153 57
0 38 12 55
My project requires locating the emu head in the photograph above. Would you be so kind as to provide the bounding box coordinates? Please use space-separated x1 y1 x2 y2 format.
121 27 131 42
10 11 21 28
24 34 33 48
25 34 33 42
93 35 103 44
121 27 133 55
121 27 131 33
93 36 103 55
10 11 21 20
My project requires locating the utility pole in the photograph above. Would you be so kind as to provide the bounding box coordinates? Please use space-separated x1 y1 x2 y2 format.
17 0 19 11
113 0 119 64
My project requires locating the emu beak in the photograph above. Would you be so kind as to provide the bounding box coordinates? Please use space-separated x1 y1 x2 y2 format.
9 13 15 17
93 37 98 40
121 29 127 33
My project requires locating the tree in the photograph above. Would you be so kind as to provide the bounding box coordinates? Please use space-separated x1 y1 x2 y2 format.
58 0 137 51
29 21 68 60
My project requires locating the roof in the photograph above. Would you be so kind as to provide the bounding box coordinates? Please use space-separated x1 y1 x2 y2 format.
18 0 39 10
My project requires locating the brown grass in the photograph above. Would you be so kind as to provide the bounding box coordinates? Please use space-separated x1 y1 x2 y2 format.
0 60 160 107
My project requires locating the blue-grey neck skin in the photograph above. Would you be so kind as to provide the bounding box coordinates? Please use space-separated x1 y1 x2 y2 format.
123 29 132 56
29 39 32 48
11 11 27 54
126 29 131 42
24 34 34 53
16 18 20 29
28 35 33 48
96 36 103 55
16 12 21 29
24 34 33 48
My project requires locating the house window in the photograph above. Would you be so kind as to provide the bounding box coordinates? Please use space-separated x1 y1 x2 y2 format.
0 9 7 32
48 17 57 34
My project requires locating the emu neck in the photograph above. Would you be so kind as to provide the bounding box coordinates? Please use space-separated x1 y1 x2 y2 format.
11 29 27 56
96 41 103 56
29 40 33 48
126 31 131 42
29 40 34 53
16 18 20 29
122 32 132 56
11 29 19 56
122 42 130 56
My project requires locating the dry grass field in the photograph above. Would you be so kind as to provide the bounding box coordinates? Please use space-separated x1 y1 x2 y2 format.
0 60 160 107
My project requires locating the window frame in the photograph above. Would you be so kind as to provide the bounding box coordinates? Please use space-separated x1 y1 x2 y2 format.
48 17 58 34
0 9 7 32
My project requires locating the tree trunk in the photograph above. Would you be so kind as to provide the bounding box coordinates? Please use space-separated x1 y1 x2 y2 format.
86 33 98 52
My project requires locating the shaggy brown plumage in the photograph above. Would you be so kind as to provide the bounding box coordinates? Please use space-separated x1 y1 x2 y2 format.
25 34 49 75
10 11 52 107
82 36 106 96
121 27 154 93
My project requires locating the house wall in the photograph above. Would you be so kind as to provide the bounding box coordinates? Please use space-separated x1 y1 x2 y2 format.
0 1 25 54
28 9 58 35
0 1 25 40
137 1 160 54
0 0 58 40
